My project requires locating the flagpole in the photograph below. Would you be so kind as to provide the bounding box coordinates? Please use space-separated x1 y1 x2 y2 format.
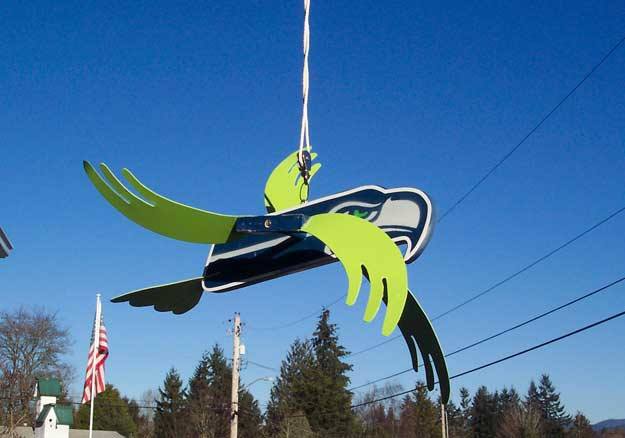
88 294 102 438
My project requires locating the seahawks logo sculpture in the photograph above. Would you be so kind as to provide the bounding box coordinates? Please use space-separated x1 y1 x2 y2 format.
83 151 450 402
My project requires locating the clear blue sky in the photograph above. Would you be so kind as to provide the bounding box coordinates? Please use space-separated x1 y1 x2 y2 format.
1 0 624 423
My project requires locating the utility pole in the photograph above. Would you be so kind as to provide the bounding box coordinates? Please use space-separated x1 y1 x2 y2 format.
441 403 447 438
230 313 241 438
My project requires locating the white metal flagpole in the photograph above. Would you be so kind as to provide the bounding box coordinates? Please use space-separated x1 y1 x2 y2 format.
88 294 102 438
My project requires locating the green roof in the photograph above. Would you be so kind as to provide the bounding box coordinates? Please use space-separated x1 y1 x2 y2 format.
36 378 62 397
36 405 53 427
36 404 74 427
54 405 74 426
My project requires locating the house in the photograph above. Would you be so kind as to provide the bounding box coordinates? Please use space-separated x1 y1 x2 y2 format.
0 227 12 258
33 378 73 438
0 379 125 438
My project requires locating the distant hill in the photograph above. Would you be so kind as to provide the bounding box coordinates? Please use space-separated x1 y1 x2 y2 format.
593 419 625 431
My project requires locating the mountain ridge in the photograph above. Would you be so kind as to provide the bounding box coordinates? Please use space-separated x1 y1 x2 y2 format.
593 419 625 431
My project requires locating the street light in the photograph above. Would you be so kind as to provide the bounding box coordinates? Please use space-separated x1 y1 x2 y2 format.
239 376 274 392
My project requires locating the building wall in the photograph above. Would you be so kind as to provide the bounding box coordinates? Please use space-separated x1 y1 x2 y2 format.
36 397 57 416
35 410 69 438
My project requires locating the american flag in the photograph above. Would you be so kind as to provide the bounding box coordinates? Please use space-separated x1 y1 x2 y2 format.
81 310 109 404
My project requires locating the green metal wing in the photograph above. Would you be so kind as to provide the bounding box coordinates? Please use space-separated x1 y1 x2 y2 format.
264 151 321 213
301 213 407 336
83 161 238 244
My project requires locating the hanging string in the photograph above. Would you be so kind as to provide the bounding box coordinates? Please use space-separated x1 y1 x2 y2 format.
298 0 312 167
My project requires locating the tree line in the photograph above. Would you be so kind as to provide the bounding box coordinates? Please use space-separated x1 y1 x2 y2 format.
1 306 624 437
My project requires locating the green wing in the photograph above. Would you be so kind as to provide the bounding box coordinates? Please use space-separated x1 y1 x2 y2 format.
301 213 407 336
264 151 321 213
84 161 238 244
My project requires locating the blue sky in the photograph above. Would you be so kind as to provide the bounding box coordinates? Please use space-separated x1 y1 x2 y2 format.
1 0 625 423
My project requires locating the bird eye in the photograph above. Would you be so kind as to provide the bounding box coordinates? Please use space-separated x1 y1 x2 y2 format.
350 209 372 220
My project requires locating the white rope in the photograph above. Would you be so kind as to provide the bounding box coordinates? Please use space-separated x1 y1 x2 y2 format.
298 0 311 165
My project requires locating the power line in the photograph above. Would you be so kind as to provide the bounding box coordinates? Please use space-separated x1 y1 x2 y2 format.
346 203 625 358
437 32 625 222
444 274 625 358
245 360 279 372
246 31 625 339
247 294 344 331
432 204 625 321
346 306 625 410
0 395 158 410
23 288 625 419
348 273 625 391
349 368 413 392
68 400 159 409
346 335 401 359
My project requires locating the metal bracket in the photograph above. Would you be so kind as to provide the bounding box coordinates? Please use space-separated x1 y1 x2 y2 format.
234 214 309 233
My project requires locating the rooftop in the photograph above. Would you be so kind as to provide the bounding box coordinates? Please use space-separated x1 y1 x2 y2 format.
35 378 62 397
35 404 73 427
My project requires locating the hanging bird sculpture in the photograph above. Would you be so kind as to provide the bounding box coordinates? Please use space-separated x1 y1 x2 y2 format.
83 150 450 402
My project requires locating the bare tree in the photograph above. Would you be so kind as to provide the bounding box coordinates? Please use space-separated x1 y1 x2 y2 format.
497 404 543 438
273 411 316 438
0 411 28 438
353 382 403 437
0 307 74 431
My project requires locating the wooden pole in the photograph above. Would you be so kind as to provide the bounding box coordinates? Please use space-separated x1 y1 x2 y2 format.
230 313 241 438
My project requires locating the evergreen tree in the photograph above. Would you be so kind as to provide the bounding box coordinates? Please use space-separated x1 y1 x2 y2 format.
568 412 594 438
186 344 262 438
265 338 316 436
74 384 137 437
398 382 439 438
526 380 540 409
498 387 521 413
459 387 471 413
470 386 497 437
238 388 263 438
537 374 570 437
123 397 152 437
187 347 229 437
306 309 356 437
495 387 521 434
154 367 188 438
459 387 472 437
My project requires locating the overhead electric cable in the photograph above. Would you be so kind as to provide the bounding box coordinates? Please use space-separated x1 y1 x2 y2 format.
431 206 625 321
348 273 625 391
347 306 625 409
249 294 344 330
437 32 625 222
245 359 279 372
247 34 625 336
346 203 625 358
